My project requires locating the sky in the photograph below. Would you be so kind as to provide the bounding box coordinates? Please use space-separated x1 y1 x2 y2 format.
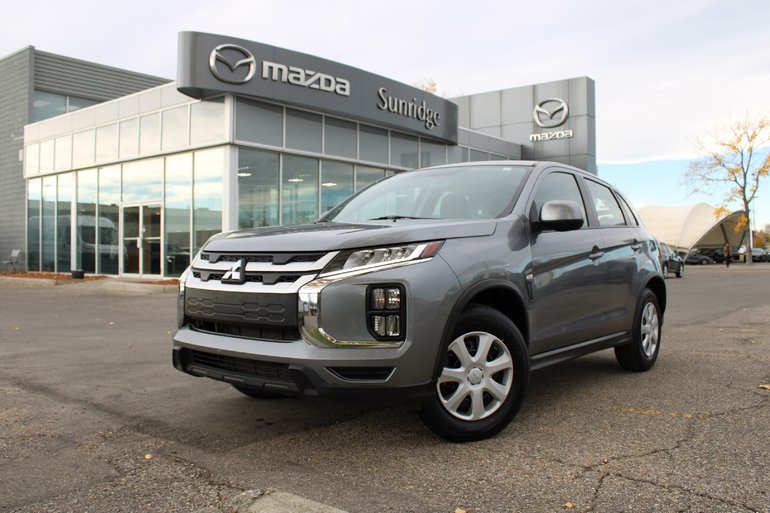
2 0 769 228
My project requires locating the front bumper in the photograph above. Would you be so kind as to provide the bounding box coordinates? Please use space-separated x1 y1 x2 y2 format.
173 253 462 404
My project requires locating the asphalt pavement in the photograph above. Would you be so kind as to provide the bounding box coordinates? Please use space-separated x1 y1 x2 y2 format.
1 265 768 513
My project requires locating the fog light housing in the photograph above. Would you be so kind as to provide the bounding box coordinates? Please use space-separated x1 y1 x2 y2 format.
367 285 405 341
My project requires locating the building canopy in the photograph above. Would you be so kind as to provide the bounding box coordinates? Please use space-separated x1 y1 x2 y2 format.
637 203 746 251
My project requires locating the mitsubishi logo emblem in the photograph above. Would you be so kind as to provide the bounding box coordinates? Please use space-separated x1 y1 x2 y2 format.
533 98 569 129
209 44 257 84
221 259 246 284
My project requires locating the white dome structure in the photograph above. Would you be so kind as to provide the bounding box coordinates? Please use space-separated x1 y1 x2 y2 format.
637 203 747 252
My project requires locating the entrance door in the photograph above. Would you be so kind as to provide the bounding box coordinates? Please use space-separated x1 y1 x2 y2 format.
122 204 162 276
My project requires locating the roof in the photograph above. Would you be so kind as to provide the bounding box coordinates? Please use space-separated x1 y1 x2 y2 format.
637 203 747 250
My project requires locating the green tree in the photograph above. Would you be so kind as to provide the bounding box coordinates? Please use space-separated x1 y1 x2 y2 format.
685 114 770 264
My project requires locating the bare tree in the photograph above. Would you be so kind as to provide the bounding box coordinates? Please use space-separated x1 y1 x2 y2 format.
685 114 770 264
413 78 439 95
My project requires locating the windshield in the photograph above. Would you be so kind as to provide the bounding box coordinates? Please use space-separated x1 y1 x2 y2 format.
324 164 531 223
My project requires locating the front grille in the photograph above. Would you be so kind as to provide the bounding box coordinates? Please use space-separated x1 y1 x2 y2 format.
185 289 298 327
188 350 292 381
192 270 303 284
189 318 300 341
200 252 326 265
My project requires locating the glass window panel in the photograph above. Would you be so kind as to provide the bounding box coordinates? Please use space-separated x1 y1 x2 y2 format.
282 155 319 225
355 165 385 192
285 109 322 153
98 165 121 274
39 140 54 174
391 133 419 169
489 153 507 160
470 149 490 162
193 148 224 254
96 124 119 163
72 130 95 168
122 157 163 203
27 178 42 271
359 124 389 164
54 136 72 171
26 143 40 176
31 91 66 122
447 145 468 164
41 176 56 272
321 161 353 214
420 139 446 167
76 169 97 273
238 148 279 229
235 98 283 147
586 180 627 227
191 98 225 146
165 154 192 276
57 174 73 272
324 117 357 158
140 113 161 155
67 96 98 112
119 118 139 159
162 106 189 151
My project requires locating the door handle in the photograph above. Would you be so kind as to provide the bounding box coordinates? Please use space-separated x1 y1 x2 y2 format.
589 251 604 261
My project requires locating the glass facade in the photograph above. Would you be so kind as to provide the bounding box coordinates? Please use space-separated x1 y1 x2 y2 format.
24 83 517 277
31 91 98 123
238 149 279 229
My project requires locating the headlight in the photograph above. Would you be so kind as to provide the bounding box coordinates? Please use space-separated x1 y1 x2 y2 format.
319 241 444 277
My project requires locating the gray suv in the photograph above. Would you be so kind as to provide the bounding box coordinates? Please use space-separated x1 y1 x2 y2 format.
173 161 666 441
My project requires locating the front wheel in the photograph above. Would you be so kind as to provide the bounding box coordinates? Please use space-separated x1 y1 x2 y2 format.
676 264 684 278
615 289 661 371
419 304 529 442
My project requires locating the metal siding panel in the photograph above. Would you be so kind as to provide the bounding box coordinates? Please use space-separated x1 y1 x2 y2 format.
0 48 34 269
34 51 169 100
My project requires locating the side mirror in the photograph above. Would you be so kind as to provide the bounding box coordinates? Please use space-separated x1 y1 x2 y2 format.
535 200 585 232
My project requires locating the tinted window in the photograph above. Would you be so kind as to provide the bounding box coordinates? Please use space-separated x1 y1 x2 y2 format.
531 171 587 223
326 165 530 223
617 194 639 226
585 180 626 227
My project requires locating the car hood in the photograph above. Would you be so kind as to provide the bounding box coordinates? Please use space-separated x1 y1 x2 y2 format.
203 220 497 253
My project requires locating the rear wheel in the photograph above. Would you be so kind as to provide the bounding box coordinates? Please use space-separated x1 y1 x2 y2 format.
615 289 661 371
662 263 668 277
420 304 528 442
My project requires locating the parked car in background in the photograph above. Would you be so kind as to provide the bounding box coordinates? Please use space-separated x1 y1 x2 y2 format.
709 248 737 264
659 242 684 278
747 248 767 262
685 249 714 265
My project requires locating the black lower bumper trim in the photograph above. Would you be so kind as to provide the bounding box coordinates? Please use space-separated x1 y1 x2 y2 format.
172 346 434 407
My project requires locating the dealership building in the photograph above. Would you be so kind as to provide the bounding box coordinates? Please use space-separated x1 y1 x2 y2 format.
1 32 596 278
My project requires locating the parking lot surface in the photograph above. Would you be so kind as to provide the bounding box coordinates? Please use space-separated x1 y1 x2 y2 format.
1 265 769 513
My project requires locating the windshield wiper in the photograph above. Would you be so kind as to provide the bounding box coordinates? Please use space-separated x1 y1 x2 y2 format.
369 215 433 221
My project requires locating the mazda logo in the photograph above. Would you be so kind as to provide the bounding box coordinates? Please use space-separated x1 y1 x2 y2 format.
533 98 569 129
209 44 257 85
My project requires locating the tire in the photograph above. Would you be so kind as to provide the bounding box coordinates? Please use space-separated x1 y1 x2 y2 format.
676 264 684 278
662 263 668 278
615 289 661 372
701 258 709 265
231 384 287 400
419 304 529 442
